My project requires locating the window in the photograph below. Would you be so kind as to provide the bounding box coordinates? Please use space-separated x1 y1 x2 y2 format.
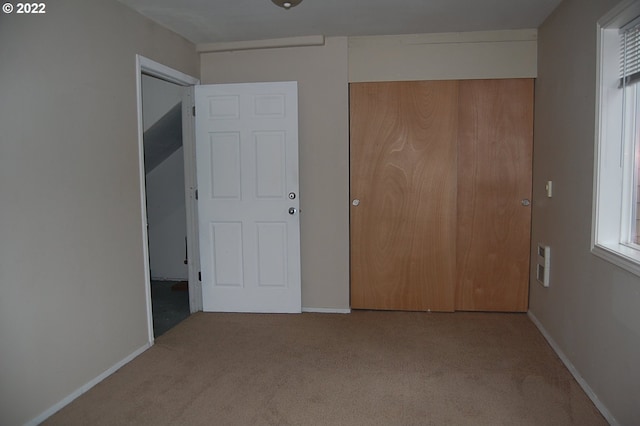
593 0 640 275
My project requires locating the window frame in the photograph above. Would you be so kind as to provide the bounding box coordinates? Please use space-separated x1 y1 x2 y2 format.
592 0 640 276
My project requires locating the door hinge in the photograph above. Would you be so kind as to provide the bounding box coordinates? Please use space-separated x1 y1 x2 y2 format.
198 271 201 281
195 189 199 200
192 106 196 116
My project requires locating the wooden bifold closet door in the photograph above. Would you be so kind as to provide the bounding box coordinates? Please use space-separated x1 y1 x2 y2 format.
349 81 458 312
349 79 533 313
456 79 533 312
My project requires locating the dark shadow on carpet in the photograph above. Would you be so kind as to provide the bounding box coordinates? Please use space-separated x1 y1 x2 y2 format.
151 280 189 337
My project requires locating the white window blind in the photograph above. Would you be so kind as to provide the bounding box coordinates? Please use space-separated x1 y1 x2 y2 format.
620 19 640 86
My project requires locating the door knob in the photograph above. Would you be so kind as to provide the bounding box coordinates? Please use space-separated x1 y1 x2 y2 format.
352 199 360 206
521 199 531 206
288 207 297 215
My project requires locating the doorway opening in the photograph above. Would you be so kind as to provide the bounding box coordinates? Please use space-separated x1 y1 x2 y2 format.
135 56 200 342
142 74 189 336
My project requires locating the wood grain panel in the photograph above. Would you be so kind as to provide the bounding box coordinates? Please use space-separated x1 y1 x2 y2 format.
350 81 458 311
456 79 534 312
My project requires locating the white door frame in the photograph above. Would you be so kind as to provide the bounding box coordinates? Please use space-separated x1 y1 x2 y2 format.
135 55 201 343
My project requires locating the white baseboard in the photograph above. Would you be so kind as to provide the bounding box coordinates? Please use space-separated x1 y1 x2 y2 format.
302 307 351 314
25 342 152 426
527 311 618 426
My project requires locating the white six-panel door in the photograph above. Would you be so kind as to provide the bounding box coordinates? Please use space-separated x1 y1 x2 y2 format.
195 82 301 313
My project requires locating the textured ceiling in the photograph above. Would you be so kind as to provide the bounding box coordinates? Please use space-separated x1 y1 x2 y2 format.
119 0 562 45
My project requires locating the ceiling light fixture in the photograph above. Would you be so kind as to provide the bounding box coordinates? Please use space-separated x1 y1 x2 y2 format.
271 0 302 9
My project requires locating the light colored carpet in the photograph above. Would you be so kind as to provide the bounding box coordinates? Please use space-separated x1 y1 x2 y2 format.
44 311 607 425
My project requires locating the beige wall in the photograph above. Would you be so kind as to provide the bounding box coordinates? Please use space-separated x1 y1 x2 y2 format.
0 1 198 424
531 0 640 424
200 37 350 310
199 32 537 311
349 30 537 82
